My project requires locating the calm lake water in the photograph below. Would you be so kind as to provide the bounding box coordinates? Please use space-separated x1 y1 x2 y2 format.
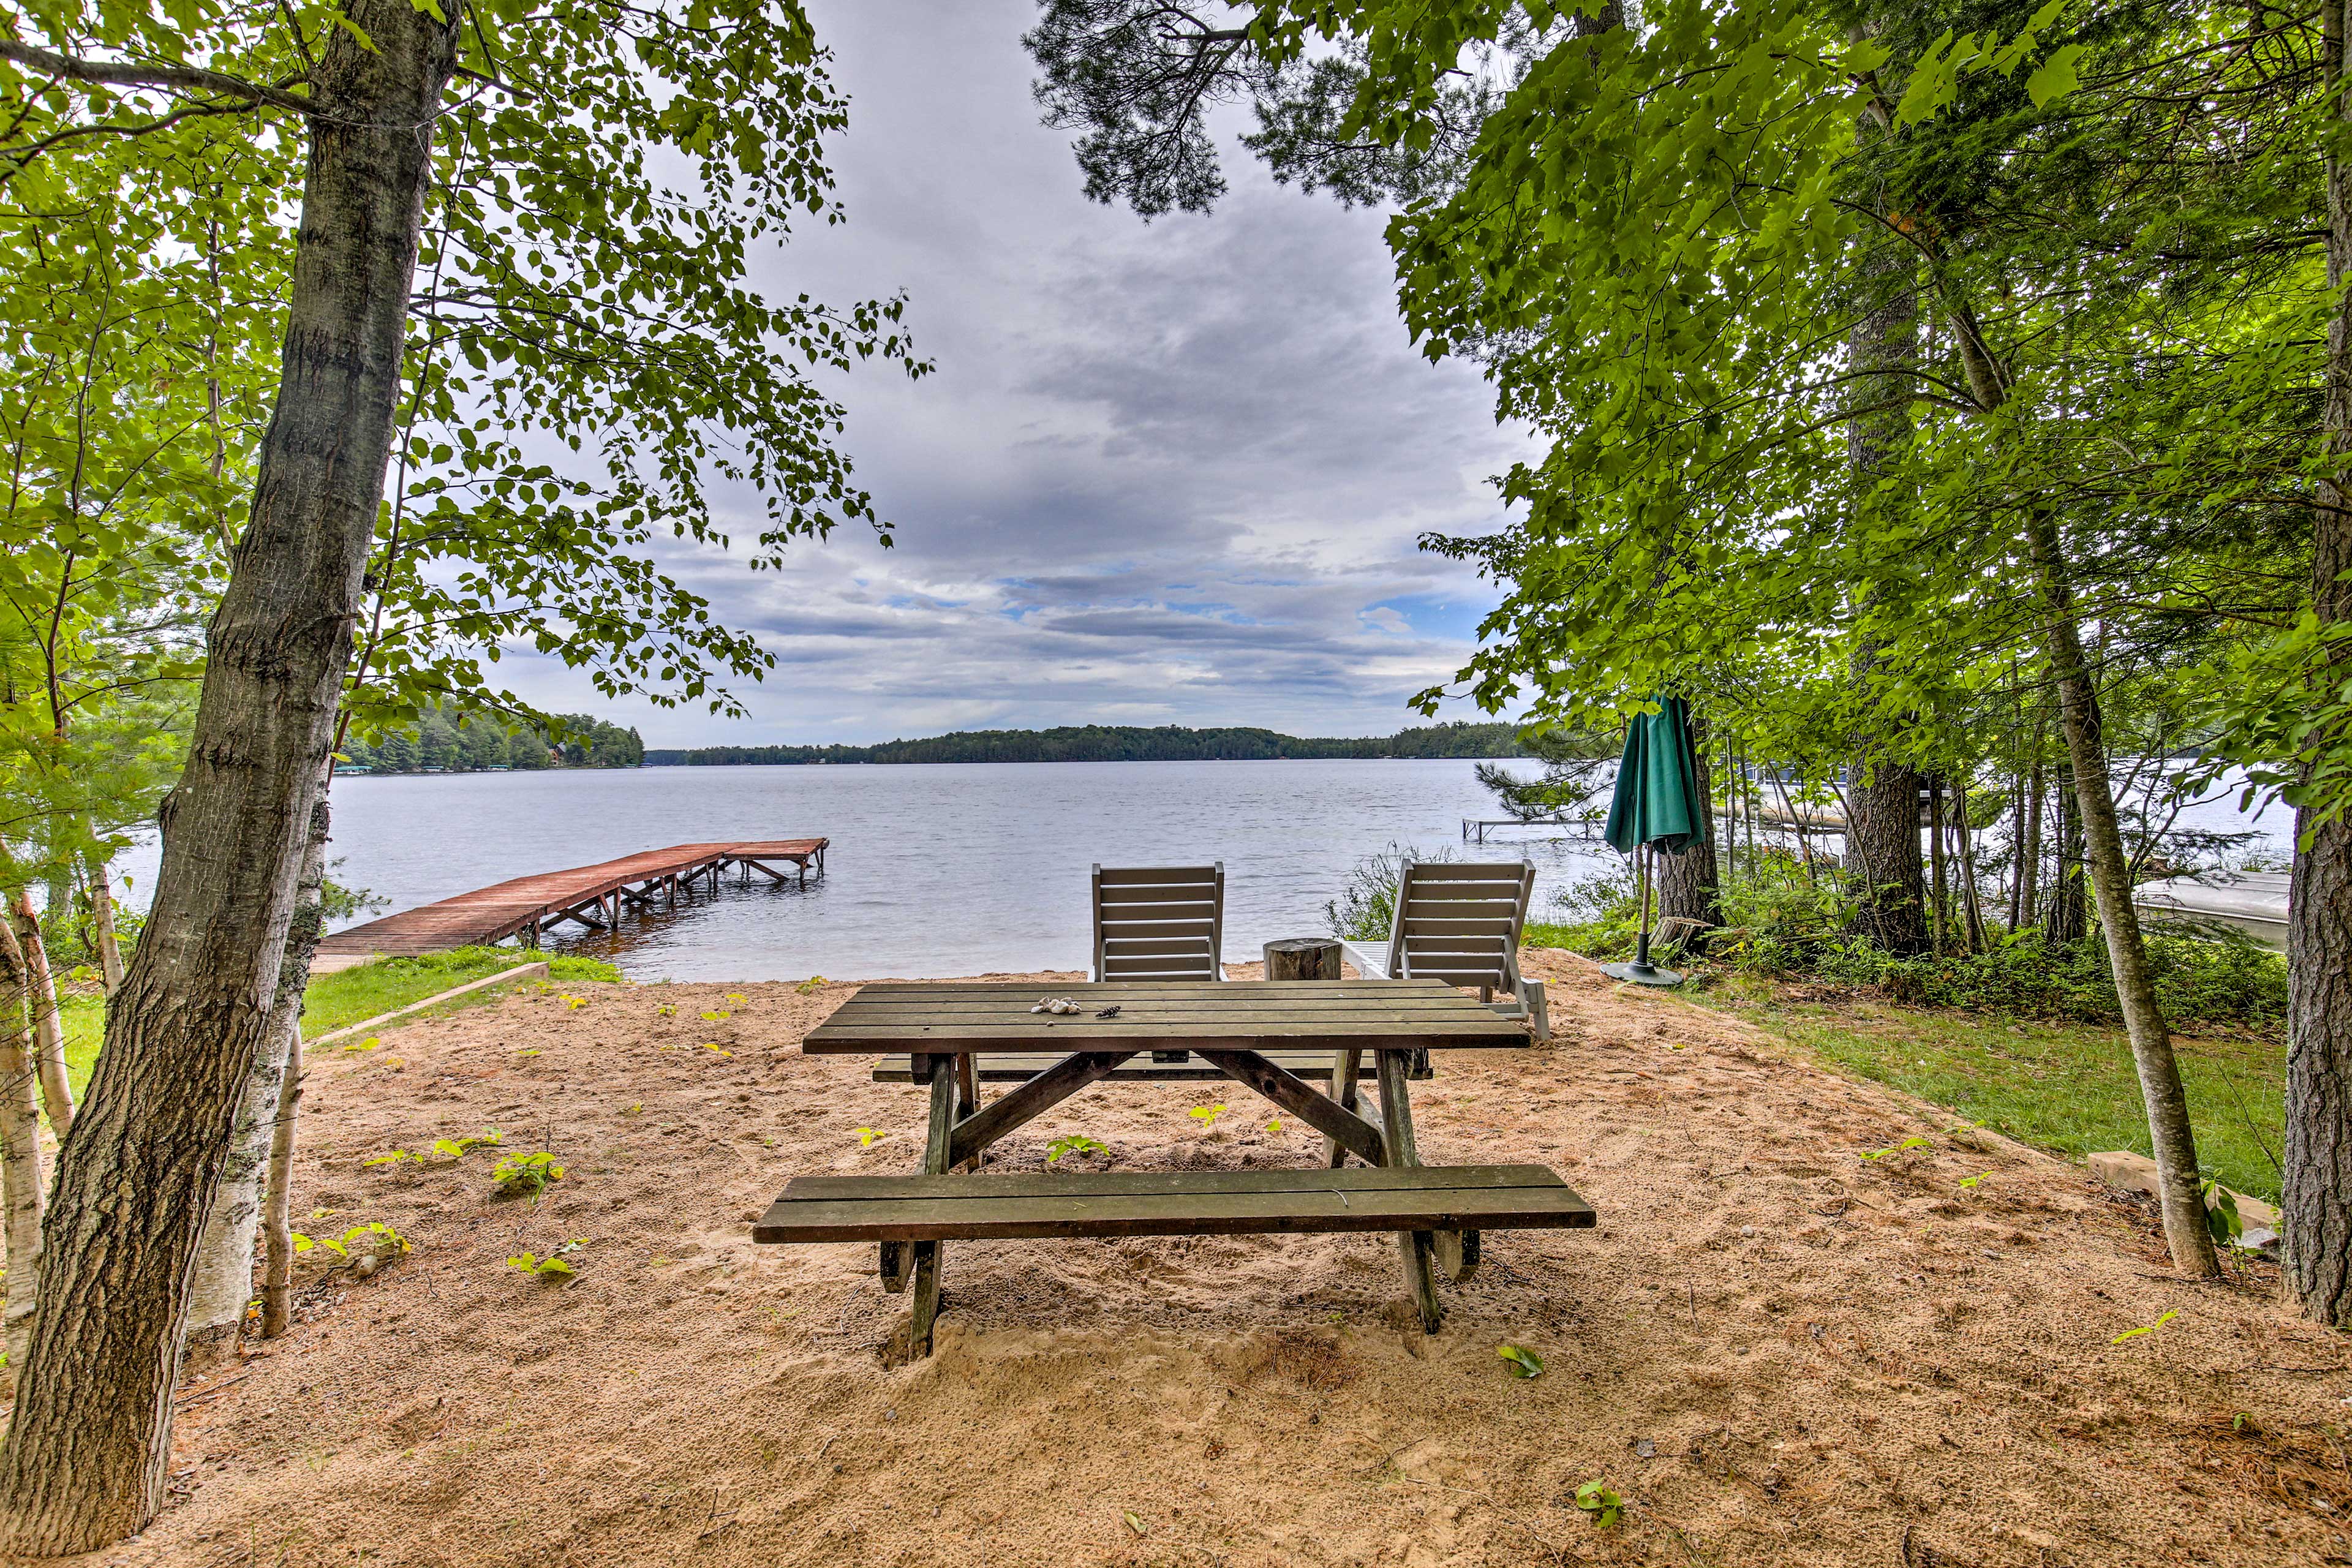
135 761 1613 981
112 758 2297 982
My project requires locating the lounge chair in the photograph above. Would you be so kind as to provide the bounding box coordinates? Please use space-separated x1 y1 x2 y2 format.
1341 860 1550 1042
1093 862 1226 982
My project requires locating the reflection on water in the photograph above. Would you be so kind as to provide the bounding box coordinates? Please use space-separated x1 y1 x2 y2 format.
111 757 2295 983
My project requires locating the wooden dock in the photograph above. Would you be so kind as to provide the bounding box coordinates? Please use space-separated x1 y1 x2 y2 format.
315 839 827 959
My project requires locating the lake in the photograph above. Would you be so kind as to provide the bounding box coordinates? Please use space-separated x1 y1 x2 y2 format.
111 758 2297 981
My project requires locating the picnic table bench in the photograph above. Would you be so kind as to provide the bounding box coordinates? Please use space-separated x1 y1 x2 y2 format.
754 981 1594 1353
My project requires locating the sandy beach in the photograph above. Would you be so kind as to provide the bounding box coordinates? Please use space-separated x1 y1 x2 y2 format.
101 952 2346 1567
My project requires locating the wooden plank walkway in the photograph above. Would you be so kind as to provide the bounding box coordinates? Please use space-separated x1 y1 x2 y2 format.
315 839 826 958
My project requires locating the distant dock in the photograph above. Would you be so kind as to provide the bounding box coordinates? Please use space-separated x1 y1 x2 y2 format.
316 839 827 959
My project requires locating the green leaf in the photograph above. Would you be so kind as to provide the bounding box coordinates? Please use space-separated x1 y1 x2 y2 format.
2112 1308 2177 1344
2024 44 2086 107
1498 1344 1545 1378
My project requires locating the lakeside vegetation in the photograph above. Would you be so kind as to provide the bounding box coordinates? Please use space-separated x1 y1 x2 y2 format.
645 720 1536 767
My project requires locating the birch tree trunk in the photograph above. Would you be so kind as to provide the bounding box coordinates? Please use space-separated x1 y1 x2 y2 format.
86 861 125 996
6 891 73 1140
0 1 458 1549
187 794 330 1340
2283 0 2352 1324
0 918 47 1393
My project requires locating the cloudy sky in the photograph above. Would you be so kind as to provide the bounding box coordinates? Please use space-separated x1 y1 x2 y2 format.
519 1 1537 748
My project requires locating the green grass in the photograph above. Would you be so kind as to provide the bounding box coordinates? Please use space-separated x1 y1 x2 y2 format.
53 945 620 1101
299 946 617 1038
1699 973 2285 1205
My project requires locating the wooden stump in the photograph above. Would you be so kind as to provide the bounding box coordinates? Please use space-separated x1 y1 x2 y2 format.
1263 937 1343 981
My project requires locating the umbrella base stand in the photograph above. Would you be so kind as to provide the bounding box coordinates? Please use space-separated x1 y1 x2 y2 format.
1604 848 1685 986
1601 958 1684 987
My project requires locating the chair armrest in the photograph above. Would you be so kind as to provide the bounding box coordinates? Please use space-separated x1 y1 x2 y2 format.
1341 940 1393 980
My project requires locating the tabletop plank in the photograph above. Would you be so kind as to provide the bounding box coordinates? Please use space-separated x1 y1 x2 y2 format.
804 979 1530 1054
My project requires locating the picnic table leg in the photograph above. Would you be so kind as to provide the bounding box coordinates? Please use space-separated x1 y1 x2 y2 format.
1374 1048 1444 1332
907 1052 958 1355
1325 1048 1363 1168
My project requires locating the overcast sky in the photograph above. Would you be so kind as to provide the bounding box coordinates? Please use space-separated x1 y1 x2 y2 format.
514 1 1536 747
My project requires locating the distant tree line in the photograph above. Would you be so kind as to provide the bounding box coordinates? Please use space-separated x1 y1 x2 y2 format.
342 710 644 775
645 721 1545 767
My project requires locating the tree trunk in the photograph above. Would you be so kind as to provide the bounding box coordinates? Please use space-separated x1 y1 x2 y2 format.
6 891 73 1140
2022 507 2218 1278
86 860 124 996
0 2 458 1550
2051 766 2088 942
1845 754 1928 954
1953 781 1988 952
188 793 330 1340
0 918 47 1394
1927 778 1949 956
2019 754 2044 930
1656 712 1721 926
2283 0 2352 1324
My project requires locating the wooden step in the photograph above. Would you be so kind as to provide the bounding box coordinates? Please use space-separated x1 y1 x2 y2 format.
870 1050 1430 1084
752 1163 1595 1243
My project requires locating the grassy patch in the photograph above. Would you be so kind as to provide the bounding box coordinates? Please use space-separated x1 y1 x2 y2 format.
1701 974 2285 1205
301 946 618 1038
50 946 620 1099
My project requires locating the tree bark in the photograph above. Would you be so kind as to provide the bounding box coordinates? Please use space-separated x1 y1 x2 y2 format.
188 793 329 1340
0 918 47 1394
1844 753 1928 954
1656 712 1721 926
2022 507 2218 1277
1927 778 1949 956
2283 0 2352 1324
86 860 124 996
6 891 73 1140
0 2 458 1549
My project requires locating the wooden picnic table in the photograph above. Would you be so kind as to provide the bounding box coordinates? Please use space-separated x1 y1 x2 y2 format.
763 979 1591 1353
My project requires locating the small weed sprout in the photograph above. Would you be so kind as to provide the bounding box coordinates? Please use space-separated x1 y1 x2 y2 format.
362 1148 425 1169
795 976 827 995
1860 1135 1932 1161
1498 1345 1545 1379
854 1127 881 1148
292 1221 410 1263
1572 1480 1624 1528
492 1150 567 1199
654 1003 677 1017
699 1010 729 1022
429 1128 502 1161
1188 1103 1226 1128
507 1238 586 1280
1265 1116 1283 1134
725 993 748 1003
341 1036 382 1054
1958 1172 1991 1190
2113 1308 2178 1345
1047 1134 1108 1164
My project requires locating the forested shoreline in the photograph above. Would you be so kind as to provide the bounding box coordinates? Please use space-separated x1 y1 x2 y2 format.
341 712 644 774
645 720 1537 766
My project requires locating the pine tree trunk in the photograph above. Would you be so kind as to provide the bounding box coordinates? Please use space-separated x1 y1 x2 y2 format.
1656 712 1721 925
187 794 330 1340
0 918 46 1394
2283 0 2352 1324
0 3 458 1550
2022 508 2218 1278
1845 752 1929 954
6 891 73 1140
86 860 125 995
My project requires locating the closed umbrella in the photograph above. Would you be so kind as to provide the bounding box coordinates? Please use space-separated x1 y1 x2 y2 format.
1600 695 1704 987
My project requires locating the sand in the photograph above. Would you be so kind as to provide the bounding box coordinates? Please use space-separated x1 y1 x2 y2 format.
74 953 2352 1567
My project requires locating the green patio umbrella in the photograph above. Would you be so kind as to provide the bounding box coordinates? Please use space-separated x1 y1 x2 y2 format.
1600 695 1704 987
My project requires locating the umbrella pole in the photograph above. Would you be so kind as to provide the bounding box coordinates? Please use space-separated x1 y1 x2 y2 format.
1602 841 1684 987
1633 845 1656 973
